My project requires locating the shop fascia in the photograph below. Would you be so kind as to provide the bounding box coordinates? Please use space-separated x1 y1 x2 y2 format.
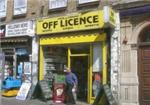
36 6 116 35
42 15 99 29
6 20 35 37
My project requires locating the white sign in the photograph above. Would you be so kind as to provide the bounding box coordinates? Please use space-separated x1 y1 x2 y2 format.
24 62 31 75
93 43 102 72
16 82 31 100
6 21 34 37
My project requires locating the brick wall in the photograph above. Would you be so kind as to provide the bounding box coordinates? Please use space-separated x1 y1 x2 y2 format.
1 0 105 24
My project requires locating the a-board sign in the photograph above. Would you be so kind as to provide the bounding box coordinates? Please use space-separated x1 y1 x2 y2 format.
39 80 52 100
16 82 31 100
92 84 117 105
103 84 117 105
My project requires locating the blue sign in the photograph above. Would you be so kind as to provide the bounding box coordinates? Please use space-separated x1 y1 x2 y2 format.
16 48 28 55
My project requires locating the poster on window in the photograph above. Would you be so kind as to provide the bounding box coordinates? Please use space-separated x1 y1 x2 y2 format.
93 43 102 72
24 62 31 75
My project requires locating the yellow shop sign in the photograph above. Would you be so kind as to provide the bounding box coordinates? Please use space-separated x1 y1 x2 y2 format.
36 10 104 35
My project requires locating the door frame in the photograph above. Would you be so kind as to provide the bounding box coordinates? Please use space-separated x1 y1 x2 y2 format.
67 47 92 103
67 41 108 103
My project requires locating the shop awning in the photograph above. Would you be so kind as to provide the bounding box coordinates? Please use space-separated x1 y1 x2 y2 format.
0 36 29 43
40 32 106 45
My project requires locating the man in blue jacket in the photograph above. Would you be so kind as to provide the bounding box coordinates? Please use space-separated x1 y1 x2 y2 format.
64 67 78 105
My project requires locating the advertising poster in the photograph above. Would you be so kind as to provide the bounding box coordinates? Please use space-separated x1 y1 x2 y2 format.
24 62 31 75
0 25 5 38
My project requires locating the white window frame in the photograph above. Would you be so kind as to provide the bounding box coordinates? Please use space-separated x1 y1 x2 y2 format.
49 0 67 9
14 0 27 15
78 0 98 4
0 0 7 18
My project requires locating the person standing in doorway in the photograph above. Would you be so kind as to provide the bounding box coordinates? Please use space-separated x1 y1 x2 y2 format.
93 72 102 97
64 67 78 105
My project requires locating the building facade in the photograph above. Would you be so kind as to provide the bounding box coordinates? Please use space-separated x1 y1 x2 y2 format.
112 1 150 105
0 0 120 104
35 0 119 104
0 0 39 96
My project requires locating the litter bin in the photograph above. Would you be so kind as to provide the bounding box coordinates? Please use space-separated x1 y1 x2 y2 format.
53 83 65 103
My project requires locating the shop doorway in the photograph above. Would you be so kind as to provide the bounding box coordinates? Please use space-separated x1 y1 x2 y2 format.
70 56 89 102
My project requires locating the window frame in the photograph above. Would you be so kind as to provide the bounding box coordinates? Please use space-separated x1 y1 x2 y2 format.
49 0 67 10
13 0 27 16
0 0 7 18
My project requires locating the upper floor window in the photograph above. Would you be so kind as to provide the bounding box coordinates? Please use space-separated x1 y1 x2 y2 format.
0 0 7 18
49 0 67 9
14 0 27 16
78 0 98 4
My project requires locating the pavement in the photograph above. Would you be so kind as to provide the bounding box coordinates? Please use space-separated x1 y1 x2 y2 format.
1 96 49 105
1 96 90 105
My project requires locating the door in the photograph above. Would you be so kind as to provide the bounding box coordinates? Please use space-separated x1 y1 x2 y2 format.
70 56 89 102
67 46 91 103
139 46 150 105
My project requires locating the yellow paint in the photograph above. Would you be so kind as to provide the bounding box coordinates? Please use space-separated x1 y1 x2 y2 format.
36 10 104 35
2 89 19 97
40 33 106 45
104 6 116 27
39 46 44 80
39 33 106 81
90 41 108 104
109 7 116 26
102 41 107 84
70 54 89 56
38 40 108 103
68 48 71 68
88 44 93 104
68 46 93 104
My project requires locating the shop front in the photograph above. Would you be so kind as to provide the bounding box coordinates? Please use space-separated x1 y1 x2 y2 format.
36 6 116 104
1 21 38 97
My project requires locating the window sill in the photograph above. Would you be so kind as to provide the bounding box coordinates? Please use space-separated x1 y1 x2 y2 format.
13 13 26 18
77 1 99 8
48 7 66 13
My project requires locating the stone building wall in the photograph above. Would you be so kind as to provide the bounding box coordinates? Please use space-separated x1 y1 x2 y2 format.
110 12 120 104
112 1 150 105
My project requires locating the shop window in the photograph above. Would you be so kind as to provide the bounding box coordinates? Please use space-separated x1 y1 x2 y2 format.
49 0 67 9
43 46 67 77
13 0 27 16
0 0 7 18
78 0 98 4
92 42 102 97
92 42 102 72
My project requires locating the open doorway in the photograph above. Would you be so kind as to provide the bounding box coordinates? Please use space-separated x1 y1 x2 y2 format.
71 56 88 102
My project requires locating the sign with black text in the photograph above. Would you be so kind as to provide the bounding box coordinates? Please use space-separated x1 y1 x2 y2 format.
36 10 104 35
6 21 34 37
103 84 117 105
